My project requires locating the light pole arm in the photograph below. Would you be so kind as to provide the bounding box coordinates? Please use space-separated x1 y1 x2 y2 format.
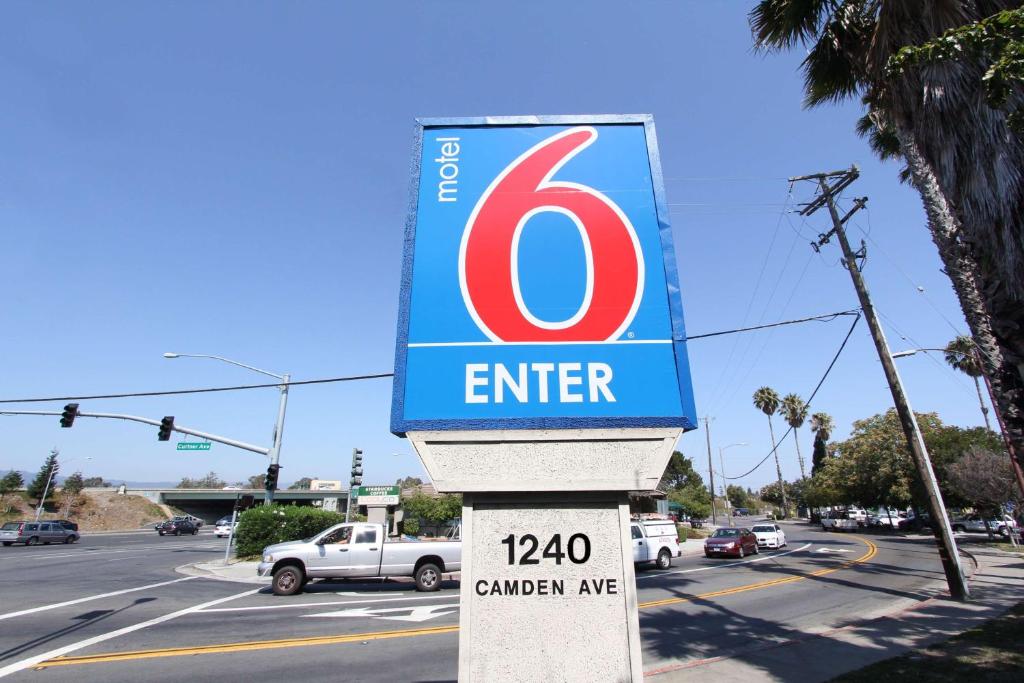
174 355 285 381
0 410 270 456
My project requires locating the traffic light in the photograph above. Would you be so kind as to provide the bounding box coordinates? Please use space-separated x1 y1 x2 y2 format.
158 416 174 441
59 403 79 428
265 463 280 491
236 494 256 511
350 448 363 487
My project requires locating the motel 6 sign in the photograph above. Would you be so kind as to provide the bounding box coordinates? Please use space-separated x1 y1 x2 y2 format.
391 115 697 434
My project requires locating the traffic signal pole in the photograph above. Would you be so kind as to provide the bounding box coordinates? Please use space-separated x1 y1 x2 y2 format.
0 409 271 455
793 167 969 601
264 373 290 504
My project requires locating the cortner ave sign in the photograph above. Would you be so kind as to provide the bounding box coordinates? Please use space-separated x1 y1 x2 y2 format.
391 115 696 683
391 117 695 433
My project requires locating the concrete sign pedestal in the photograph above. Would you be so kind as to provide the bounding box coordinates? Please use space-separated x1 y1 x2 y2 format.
459 493 641 681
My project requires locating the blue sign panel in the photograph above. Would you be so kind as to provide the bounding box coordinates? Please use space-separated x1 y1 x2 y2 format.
391 115 696 435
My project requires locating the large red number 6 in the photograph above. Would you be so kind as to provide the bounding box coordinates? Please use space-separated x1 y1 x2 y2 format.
458 126 645 342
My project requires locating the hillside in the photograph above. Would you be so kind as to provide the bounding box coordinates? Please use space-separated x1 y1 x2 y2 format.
0 490 176 531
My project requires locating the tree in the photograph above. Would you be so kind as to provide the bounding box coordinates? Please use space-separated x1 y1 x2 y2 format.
395 476 424 489
753 386 788 517
658 451 704 491
288 477 314 490
946 447 1021 538
810 412 835 476
82 476 109 487
401 492 462 535
177 472 226 489
726 484 751 509
945 336 993 430
61 472 84 496
0 471 23 495
780 393 809 478
668 485 711 520
247 473 267 489
750 0 1024 505
27 451 59 501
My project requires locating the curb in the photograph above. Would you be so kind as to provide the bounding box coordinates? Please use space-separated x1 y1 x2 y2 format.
175 561 271 585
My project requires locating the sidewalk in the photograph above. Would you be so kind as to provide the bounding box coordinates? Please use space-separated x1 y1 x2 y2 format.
177 559 270 584
648 543 1024 681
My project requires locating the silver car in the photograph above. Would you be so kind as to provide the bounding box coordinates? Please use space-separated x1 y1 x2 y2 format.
1 521 80 546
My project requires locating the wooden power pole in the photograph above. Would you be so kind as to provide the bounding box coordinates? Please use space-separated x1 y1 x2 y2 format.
793 166 970 602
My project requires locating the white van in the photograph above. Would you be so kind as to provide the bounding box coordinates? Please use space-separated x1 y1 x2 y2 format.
630 519 682 569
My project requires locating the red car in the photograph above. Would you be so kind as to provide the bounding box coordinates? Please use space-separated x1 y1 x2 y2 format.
704 527 759 558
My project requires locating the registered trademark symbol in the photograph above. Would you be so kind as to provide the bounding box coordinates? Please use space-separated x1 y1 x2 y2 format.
627 331 635 339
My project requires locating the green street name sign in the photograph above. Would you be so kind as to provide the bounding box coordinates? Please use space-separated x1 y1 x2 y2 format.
355 485 400 505
176 442 211 451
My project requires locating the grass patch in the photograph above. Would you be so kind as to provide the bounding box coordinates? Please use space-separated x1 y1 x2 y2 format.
831 602 1024 682
983 541 1024 555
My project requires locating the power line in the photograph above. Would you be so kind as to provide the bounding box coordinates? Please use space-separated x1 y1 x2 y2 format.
0 372 395 405
0 310 859 406
725 311 862 481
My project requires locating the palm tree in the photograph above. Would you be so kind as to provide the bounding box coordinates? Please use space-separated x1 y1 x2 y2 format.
945 336 992 430
810 411 835 476
749 0 1024 498
753 386 788 517
780 393 809 479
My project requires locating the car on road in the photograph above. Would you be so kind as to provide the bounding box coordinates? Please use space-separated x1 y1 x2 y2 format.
157 519 199 536
751 523 787 550
173 514 204 528
214 516 237 538
53 519 79 532
1 521 80 546
258 522 461 595
631 519 682 569
704 527 758 558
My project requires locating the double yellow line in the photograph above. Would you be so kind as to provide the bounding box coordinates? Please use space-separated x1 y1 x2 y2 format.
34 537 877 670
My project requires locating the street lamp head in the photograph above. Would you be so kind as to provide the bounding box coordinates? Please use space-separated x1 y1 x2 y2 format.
162 353 180 359
891 349 919 359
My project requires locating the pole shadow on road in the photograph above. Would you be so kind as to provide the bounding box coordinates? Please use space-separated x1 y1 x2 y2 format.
0 597 157 663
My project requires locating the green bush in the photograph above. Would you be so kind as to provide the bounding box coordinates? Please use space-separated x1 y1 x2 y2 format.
234 504 345 558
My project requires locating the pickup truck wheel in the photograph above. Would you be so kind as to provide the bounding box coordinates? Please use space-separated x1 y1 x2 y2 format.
415 563 441 592
272 566 304 596
655 549 672 570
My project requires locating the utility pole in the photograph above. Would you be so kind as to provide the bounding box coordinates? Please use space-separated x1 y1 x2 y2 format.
702 416 717 525
35 448 59 522
794 166 969 601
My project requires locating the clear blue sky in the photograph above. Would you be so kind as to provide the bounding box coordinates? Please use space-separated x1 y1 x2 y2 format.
1 2 985 491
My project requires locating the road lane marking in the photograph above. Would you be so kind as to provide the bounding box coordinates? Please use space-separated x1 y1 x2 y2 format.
199 593 463 614
635 543 812 580
638 537 877 609
29 537 878 669
0 576 198 622
302 603 459 623
0 543 221 562
32 626 460 668
0 588 259 679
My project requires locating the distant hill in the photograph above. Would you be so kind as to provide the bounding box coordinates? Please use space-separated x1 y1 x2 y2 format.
2 471 176 489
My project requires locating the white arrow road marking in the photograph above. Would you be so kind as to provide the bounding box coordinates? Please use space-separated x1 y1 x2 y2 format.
302 603 459 623
200 593 460 614
815 547 852 554
636 543 812 580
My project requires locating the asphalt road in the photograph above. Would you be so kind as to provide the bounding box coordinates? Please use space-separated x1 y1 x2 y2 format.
0 522 957 681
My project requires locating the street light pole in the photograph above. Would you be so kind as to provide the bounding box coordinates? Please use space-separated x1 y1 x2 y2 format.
164 353 289 503
718 443 748 525
702 417 716 526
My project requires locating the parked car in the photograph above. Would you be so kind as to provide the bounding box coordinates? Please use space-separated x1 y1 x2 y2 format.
867 508 904 528
704 527 758 558
214 516 238 538
258 522 461 595
1 521 80 546
751 523 787 549
732 508 750 517
951 514 1010 536
846 507 868 525
821 511 858 532
157 519 199 536
631 519 682 569
898 512 932 532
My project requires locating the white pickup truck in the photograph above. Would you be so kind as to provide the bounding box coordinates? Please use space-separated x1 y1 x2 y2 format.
820 511 859 532
258 522 461 595
630 519 682 569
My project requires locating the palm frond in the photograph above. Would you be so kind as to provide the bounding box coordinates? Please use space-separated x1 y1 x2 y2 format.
750 0 833 50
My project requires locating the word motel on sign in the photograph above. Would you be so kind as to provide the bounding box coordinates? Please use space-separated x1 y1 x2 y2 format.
465 362 615 404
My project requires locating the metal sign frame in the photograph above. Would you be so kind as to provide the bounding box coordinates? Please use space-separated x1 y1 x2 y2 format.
391 114 695 435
